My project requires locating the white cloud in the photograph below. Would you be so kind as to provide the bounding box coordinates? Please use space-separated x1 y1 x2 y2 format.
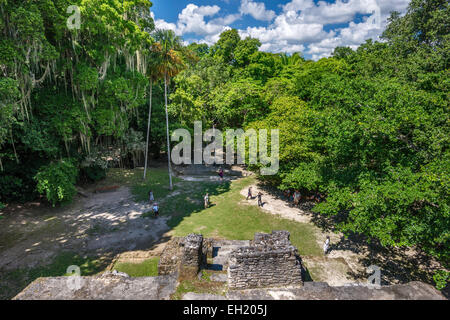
152 4 237 38
239 0 276 21
151 0 411 60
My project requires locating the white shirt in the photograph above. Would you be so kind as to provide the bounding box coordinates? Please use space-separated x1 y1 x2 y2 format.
323 239 330 251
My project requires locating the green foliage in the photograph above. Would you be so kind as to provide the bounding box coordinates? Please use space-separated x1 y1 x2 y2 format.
0 0 448 266
172 2 450 264
212 29 241 65
80 166 107 183
211 79 267 128
34 160 79 206
433 270 450 290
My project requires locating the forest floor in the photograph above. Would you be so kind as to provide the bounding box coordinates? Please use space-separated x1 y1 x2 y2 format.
0 164 445 299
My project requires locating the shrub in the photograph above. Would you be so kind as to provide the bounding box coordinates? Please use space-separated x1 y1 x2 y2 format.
34 160 78 206
80 165 106 183
433 270 450 291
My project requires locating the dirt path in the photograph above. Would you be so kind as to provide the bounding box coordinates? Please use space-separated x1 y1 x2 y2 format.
240 185 366 286
0 187 170 271
1 166 444 296
239 184 443 287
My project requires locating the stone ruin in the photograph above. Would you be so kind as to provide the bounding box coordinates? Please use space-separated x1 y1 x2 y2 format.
228 231 303 289
13 230 447 300
158 230 303 289
158 233 207 279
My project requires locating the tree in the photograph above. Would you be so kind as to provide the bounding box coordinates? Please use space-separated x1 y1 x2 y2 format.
153 29 186 190
143 42 163 180
212 29 241 65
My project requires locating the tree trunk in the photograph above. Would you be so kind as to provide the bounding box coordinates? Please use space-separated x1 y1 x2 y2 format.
10 129 19 164
164 73 173 190
143 79 153 180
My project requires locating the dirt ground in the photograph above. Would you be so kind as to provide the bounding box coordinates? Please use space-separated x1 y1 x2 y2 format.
240 184 445 287
0 186 170 272
0 165 446 299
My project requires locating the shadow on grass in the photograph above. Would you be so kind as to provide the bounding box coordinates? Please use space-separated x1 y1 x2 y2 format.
0 252 111 300
255 180 445 288
161 181 232 229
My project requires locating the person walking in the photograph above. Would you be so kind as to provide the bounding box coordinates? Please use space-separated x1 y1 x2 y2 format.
257 192 263 207
204 193 210 209
149 190 154 203
218 168 224 182
323 236 330 255
152 202 159 218
247 187 253 200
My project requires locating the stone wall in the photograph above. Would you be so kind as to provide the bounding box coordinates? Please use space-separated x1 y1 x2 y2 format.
158 234 204 279
14 272 178 300
158 237 183 276
228 231 303 290
179 234 204 279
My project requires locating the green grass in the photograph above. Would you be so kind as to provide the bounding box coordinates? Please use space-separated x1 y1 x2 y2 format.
107 167 322 257
171 276 226 300
0 252 109 300
1 168 323 300
112 258 160 277
103 168 181 202
169 177 323 257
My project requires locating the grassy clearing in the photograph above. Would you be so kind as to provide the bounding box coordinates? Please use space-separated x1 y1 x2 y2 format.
112 258 160 277
116 168 323 257
168 177 322 257
0 252 109 300
102 168 181 202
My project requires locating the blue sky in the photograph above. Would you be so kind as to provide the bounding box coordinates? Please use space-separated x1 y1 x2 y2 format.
150 0 411 60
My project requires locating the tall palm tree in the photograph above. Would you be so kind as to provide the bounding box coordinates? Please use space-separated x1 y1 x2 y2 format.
143 43 164 180
153 29 185 190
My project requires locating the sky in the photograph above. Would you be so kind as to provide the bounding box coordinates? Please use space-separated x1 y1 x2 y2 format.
150 0 411 60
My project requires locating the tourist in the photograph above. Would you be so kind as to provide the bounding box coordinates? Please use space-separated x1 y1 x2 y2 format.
153 203 159 218
247 187 253 200
257 192 263 207
323 236 330 255
204 193 209 209
218 168 224 182
149 189 154 203
293 190 301 206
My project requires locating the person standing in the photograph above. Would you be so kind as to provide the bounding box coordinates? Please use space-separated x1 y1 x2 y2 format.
204 193 209 209
247 187 253 200
293 190 301 206
257 192 263 207
149 190 154 203
218 168 224 182
323 236 330 255
153 203 159 218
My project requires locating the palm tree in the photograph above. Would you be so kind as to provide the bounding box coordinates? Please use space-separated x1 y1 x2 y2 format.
153 29 185 190
143 43 164 180
277 52 304 66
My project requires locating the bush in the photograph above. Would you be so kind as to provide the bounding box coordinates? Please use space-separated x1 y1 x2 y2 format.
34 160 78 206
0 174 23 202
433 270 450 291
79 165 106 183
